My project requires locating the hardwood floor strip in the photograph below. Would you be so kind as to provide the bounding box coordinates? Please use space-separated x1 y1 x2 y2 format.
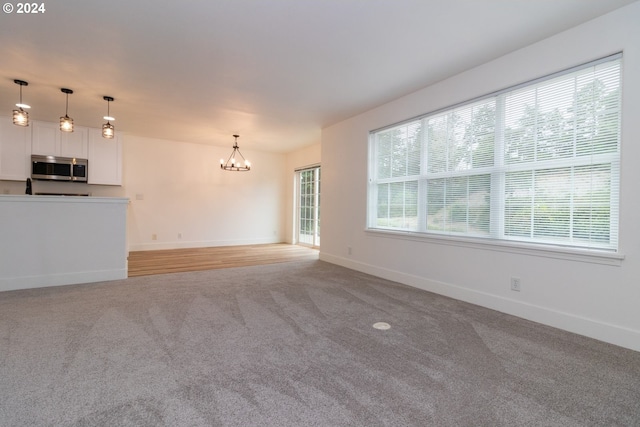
127 243 319 277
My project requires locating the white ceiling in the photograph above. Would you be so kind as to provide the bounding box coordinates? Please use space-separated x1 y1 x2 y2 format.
1 0 636 153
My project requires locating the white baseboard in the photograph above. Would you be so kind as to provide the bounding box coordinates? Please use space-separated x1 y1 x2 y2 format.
320 253 640 353
128 238 283 252
0 268 128 293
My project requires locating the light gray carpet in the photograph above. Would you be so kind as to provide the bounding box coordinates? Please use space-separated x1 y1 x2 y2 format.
1 260 639 426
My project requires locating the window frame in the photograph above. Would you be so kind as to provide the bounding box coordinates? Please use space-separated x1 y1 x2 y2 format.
367 53 623 264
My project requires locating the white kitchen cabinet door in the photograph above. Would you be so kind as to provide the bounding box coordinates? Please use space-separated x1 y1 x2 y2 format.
0 116 31 181
60 126 88 158
31 121 60 156
33 121 88 158
88 128 122 185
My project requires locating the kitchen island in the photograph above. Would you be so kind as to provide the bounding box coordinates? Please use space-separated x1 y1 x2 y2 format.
0 195 128 292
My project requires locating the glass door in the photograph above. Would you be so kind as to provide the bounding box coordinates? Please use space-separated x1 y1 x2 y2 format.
296 166 320 247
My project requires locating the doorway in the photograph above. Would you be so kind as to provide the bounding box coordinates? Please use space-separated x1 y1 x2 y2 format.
295 166 320 247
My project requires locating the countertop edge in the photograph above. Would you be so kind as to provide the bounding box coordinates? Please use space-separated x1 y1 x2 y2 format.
0 195 129 204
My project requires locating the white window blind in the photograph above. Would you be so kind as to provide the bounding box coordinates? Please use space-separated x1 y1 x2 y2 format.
368 54 621 251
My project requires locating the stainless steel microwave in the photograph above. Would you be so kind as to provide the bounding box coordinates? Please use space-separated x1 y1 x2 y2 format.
31 155 88 182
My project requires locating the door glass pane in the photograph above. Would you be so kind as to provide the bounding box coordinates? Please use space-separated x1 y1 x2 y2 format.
297 166 320 247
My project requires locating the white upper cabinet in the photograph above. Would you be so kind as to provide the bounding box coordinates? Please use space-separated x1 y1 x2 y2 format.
0 116 32 181
31 120 58 156
61 126 89 158
32 120 88 158
88 128 122 186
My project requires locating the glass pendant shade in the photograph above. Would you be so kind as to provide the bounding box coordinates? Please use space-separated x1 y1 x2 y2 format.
102 96 115 139
13 108 29 126
60 115 73 132
102 122 114 139
12 80 30 127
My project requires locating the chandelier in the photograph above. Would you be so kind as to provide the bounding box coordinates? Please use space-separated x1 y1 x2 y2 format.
220 134 251 171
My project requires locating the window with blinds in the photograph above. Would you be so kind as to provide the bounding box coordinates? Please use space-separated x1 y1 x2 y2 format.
368 54 621 251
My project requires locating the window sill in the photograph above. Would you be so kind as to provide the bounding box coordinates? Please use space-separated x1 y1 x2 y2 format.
365 228 624 266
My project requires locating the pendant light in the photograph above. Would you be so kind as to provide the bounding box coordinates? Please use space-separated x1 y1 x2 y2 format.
220 135 251 171
12 80 30 127
59 88 74 132
102 96 115 139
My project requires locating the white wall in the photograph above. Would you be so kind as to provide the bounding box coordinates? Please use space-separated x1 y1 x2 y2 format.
284 143 321 243
320 3 640 351
124 135 287 251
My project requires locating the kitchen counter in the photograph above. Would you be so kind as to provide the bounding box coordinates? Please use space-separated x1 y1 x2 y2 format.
0 195 129 292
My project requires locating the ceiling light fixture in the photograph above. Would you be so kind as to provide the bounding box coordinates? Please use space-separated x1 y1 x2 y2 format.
59 88 74 132
12 80 30 127
102 96 115 139
220 134 251 171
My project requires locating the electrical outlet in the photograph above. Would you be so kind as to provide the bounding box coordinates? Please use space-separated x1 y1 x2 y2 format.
510 277 522 292
178 233 182 239
152 233 157 241
348 246 352 255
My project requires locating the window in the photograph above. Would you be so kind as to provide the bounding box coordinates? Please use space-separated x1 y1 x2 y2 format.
296 166 321 247
368 55 621 251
